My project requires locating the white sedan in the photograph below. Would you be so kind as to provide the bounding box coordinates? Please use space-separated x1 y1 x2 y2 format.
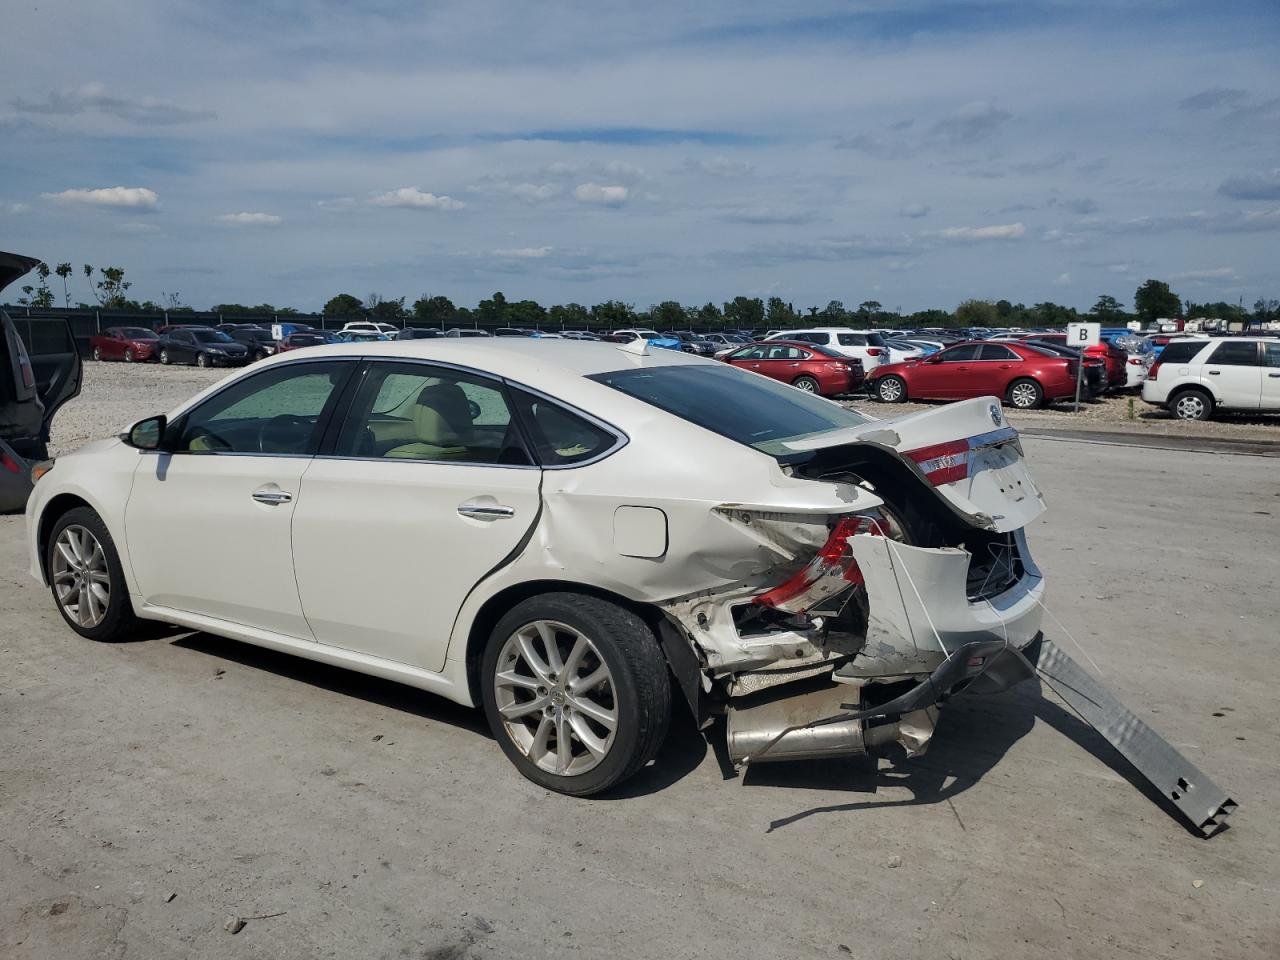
26 339 1048 795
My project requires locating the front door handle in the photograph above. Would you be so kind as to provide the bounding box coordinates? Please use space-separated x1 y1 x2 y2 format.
458 503 515 521
252 488 293 505
1269 373 1280 378
1208 370 1221 375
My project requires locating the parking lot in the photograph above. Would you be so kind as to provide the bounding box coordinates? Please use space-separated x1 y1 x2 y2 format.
2 363 1279 959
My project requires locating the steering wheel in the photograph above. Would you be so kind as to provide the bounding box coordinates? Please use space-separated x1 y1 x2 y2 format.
256 414 312 454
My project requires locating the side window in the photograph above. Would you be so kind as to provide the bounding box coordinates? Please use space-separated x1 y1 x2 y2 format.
335 362 531 465
1158 341 1206 364
1265 343 1280 368
1208 341 1261 366
764 345 802 360
837 334 867 346
174 360 353 454
509 389 619 467
980 344 1019 361
939 344 980 362
734 345 766 360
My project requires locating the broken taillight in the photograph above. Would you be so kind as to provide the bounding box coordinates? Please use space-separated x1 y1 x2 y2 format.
753 512 895 614
904 438 968 486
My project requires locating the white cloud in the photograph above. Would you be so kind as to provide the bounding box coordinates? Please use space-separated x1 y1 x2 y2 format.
689 156 753 177
929 222 1026 241
217 212 282 225
493 246 553 258
316 196 357 211
371 187 466 210
42 186 158 209
574 183 629 205
2 202 31 215
1053 272 1072 286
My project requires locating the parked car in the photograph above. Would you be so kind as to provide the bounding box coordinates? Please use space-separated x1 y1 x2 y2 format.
882 339 927 364
2 253 82 511
559 330 601 341
220 326 278 361
700 332 751 352
1022 333 1127 389
156 327 251 367
896 338 947 354
155 324 203 337
445 328 492 338
665 331 718 356
332 330 392 343
866 341 1078 409
26 337 1050 796
765 328 890 372
493 327 536 337
1020 340 1108 397
398 327 444 340
277 331 331 353
90 326 160 363
607 329 682 351
1141 337 1280 420
720 340 864 396
341 321 399 336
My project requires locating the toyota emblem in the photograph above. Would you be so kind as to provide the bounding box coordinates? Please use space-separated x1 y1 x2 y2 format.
989 403 1002 426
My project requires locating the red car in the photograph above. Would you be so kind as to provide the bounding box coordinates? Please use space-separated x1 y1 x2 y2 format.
89 326 159 362
720 339 864 396
276 331 330 352
1017 333 1127 388
866 341 1078 409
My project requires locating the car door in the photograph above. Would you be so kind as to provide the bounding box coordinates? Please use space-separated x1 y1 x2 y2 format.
125 359 357 637
975 343 1022 397
726 344 767 374
911 343 980 398
1201 340 1262 409
290 360 544 671
755 344 806 384
1262 342 1280 411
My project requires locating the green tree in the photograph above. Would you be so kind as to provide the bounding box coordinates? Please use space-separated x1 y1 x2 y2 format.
995 299 1014 321
212 304 253 315
548 302 590 327
55 262 73 308
83 265 132 309
1253 298 1279 327
696 302 723 326
819 299 847 324
855 299 883 324
323 293 364 318
506 299 547 327
1134 279 1181 322
476 291 509 325
413 294 457 325
765 296 797 328
650 300 687 329
1089 294 1126 322
368 295 407 321
954 299 998 326
590 300 636 328
723 296 765 329
1027 301 1079 326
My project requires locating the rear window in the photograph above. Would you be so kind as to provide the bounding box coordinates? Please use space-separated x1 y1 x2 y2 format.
589 364 871 457
1207 341 1260 366
1158 341 1208 364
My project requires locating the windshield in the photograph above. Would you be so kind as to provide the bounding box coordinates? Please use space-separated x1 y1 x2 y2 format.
121 327 157 339
590 364 872 456
192 329 234 343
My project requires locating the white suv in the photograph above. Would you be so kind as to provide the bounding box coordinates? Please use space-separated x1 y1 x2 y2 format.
766 327 890 370
341 321 399 336
1142 337 1280 420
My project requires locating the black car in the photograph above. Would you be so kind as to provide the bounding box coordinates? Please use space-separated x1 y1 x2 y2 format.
156 327 250 367
1023 340 1107 397
666 331 717 356
397 327 444 340
219 326 278 360
1 252 82 511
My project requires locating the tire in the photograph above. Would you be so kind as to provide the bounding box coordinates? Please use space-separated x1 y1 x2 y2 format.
1171 388 1212 421
876 375 907 403
480 592 672 797
91 346 102 361
792 376 820 394
1007 378 1044 409
196 352 209 368
124 348 134 362
46 507 139 642
160 349 171 365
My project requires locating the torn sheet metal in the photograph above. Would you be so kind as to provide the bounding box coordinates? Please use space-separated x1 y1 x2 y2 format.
1028 638 1237 838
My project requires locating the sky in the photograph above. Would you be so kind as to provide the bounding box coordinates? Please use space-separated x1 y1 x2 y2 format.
1 0 1278 314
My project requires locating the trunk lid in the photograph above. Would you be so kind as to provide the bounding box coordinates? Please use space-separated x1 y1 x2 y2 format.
781 397 1046 532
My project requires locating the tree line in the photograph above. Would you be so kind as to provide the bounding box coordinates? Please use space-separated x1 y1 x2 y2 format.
11 261 1278 330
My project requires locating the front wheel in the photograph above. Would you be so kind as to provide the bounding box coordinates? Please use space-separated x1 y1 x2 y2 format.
159 349 171 365
876 375 907 403
481 593 672 797
792 375 820 394
124 348 135 362
1007 378 1044 409
1171 388 1212 421
196 352 210 368
91 346 102 361
47 507 139 642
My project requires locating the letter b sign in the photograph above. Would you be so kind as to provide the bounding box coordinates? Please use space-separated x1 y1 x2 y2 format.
1067 322 1101 347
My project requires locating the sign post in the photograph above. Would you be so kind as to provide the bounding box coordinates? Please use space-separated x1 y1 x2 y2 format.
1066 322 1101 413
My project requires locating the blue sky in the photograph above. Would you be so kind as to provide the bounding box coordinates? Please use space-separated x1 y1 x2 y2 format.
2 0 1278 313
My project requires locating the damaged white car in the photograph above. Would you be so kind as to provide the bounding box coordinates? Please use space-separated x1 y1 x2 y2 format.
24 338 1236 832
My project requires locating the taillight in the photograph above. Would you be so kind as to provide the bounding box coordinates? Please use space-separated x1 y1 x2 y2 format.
1147 361 1161 381
1 450 20 474
753 511 899 614
904 439 968 486
1128 357 1143 365
866 348 883 357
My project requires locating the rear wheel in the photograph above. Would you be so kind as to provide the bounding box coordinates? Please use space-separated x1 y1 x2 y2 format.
124 348 135 362
159 349 171 365
47 507 138 642
1007 378 1044 409
481 593 671 797
876 375 907 403
792 375 820 394
196 352 210 368
1171 388 1212 421
91 346 102 361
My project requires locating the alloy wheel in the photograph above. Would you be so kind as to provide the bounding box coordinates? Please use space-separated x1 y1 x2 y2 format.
1010 382 1039 407
878 378 903 402
493 620 618 777
794 378 818 393
1175 394 1206 420
51 525 111 628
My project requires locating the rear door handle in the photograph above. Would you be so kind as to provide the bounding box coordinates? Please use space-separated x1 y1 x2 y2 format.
251 489 292 505
1269 373 1280 378
458 503 515 521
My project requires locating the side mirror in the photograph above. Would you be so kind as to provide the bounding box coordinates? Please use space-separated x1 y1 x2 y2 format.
925 353 943 363
124 415 167 450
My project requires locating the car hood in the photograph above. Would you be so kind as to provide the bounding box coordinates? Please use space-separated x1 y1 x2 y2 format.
0 251 41 294
781 396 1046 533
